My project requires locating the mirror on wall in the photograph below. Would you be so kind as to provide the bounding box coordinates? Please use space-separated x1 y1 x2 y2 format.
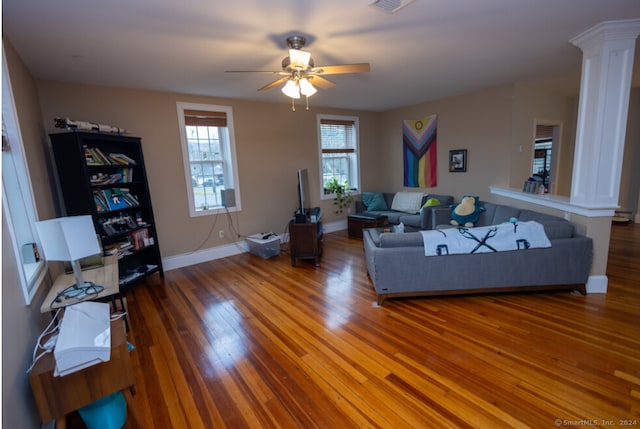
532 120 562 194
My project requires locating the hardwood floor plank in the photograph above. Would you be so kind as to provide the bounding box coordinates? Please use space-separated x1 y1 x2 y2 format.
105 223 640 428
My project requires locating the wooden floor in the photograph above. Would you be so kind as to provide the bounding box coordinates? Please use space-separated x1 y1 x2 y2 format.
116 222 639 428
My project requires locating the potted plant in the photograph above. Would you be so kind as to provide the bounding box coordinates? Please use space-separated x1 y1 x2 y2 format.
325 178 353 215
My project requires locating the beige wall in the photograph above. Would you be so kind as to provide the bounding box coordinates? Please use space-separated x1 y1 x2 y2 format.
36 82 382 257
620 89 640 219
377 85 515 198
510 83 578 195
377 83 580 200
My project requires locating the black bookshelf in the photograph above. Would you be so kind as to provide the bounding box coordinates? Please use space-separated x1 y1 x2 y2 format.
49 131 164 288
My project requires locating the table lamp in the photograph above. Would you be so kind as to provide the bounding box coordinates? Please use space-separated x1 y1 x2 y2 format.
35 215 102 290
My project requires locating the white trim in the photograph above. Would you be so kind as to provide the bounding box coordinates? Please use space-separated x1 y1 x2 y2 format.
176 102 242 217
569 20 640 208
317 114 361 201
162 220 346 270
162 241 248 271
490 187 616 217
2 48 46 305
586 275 608 293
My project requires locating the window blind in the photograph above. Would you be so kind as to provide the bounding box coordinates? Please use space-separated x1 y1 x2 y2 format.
184 109 227 127
320 119 355 151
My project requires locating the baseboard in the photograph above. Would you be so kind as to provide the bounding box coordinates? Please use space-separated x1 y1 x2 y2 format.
586 275 608 293
323 219 347 233
162 241 248 271
162 219 347 271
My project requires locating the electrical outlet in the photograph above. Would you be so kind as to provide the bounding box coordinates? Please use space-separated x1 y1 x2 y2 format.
218 230 224 238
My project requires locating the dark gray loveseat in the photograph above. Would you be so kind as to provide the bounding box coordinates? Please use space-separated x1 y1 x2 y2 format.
355 192 454 231
363 201 593 305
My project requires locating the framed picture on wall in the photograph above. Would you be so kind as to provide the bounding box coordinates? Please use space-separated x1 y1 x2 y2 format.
449 149 467 172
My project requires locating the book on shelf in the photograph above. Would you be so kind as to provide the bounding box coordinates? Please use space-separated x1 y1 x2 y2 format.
130 228 152 250
83 146 137 167
84 146 101 165
84 146 112 165
90 169 133 185
94 192 108 212
93 188 140 212
106 189 128 210
104 239 135 259
119 188 140 206
109 153 136 166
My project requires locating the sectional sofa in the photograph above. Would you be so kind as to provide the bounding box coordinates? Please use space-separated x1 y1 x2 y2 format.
363 201 593 305
354 192 454 231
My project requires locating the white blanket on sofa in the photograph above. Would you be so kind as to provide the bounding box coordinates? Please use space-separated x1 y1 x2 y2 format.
420 221 551 256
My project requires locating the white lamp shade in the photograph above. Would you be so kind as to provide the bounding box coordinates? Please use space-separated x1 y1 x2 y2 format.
289 49 311 69
36 215 101 261
299 78 317 97
281 79 301 99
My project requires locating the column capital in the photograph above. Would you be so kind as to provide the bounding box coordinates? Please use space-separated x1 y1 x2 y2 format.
570 19 640 49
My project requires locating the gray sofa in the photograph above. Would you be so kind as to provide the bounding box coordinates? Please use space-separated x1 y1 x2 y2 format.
355 192 454 231
363 201 593 305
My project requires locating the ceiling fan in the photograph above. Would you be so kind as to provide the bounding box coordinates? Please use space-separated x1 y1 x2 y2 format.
225 35 370 110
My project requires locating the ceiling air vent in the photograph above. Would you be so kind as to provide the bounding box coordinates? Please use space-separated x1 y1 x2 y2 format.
369 0 416 14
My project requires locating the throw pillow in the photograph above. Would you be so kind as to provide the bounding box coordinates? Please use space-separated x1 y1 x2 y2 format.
422 197 440 208
362 192 388 211
391 191 424 214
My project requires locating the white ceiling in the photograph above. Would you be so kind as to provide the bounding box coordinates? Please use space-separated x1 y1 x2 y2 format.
3 0 640 112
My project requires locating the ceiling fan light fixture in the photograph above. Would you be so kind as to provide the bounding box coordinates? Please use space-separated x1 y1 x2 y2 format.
289 49 312 69
299 78 317 97
281 79 301 99
369 0 415 14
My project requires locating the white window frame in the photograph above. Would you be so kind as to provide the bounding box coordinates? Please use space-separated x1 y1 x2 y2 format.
176 102 241 217
317 114 361 201
2 48 47 305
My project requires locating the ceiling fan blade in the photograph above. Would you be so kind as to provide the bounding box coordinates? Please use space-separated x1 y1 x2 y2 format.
225 70 282 74
309 76 336 89
258 77 289 91
313 63 371 75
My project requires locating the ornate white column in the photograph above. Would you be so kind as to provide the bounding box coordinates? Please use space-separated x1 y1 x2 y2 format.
569 20 640 293
570 19 640 208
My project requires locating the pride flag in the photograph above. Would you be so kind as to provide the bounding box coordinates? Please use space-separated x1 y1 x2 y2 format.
403 114 438 188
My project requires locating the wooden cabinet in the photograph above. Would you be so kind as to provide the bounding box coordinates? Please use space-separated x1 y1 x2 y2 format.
289 220 323 266
49 132 163 289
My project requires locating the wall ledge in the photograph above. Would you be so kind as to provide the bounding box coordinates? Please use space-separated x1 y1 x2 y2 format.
489 187 616 218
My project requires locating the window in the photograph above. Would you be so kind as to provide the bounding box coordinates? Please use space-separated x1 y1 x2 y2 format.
177 103 241 217
2 49 46 304
318 115 360 198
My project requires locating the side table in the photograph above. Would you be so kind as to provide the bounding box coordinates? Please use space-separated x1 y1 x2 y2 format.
29 318 139 428
289 220 323 266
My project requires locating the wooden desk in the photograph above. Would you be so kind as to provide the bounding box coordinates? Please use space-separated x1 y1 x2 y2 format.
29 318 136 427
40 255 120 313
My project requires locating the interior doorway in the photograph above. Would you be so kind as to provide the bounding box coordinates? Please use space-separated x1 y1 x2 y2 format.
532 120 562 194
